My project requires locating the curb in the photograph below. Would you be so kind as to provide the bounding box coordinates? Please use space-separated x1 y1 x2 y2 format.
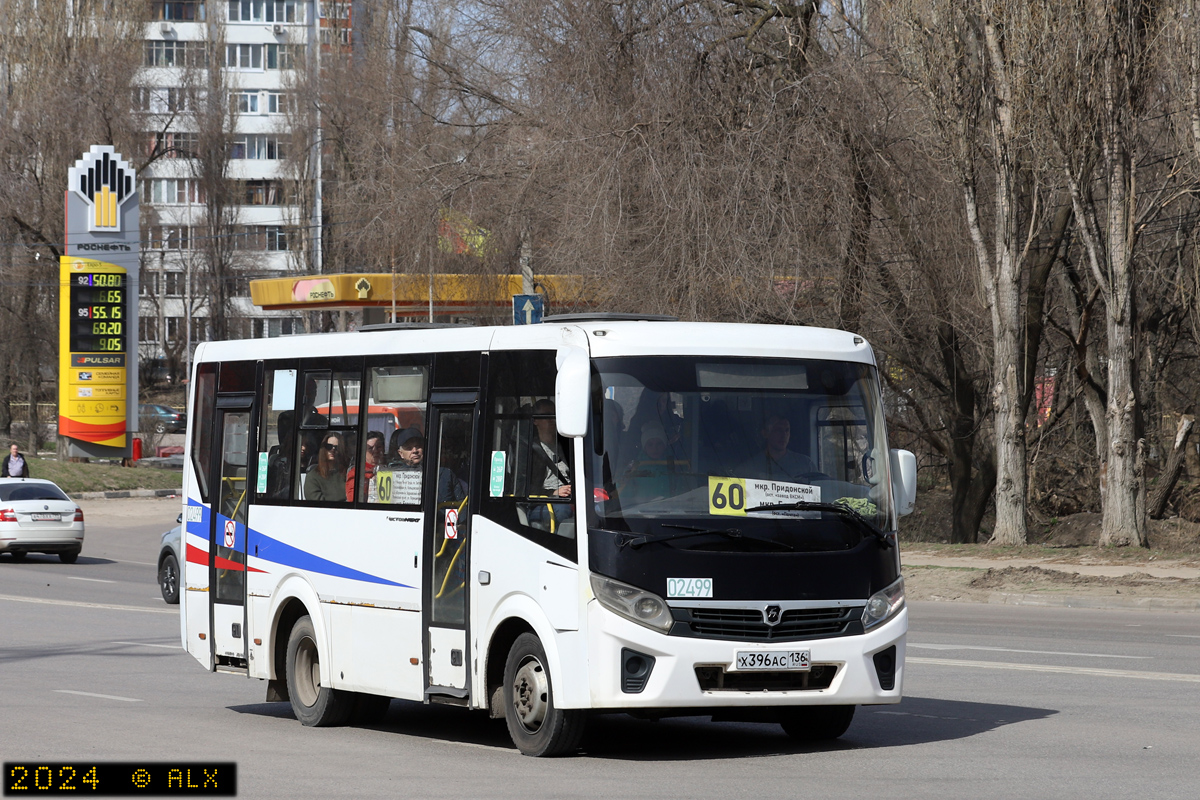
75 488 182 500
986 592 1200 612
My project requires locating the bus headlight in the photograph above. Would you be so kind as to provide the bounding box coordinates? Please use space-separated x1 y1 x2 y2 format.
590 574 674 633
861 576 905 630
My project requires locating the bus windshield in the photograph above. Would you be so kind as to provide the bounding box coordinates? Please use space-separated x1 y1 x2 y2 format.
588 355 894 550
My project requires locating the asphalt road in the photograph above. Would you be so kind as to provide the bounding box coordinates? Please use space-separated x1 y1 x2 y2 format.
2 498 1199 799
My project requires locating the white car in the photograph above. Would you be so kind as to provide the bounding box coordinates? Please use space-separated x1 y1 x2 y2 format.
0 478 85 563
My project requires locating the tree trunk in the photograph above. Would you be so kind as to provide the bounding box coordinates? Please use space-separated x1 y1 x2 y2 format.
1148 414 1194 519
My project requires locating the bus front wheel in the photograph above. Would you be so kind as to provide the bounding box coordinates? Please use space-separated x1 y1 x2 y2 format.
503 633 586 756
285 615 353 727
780 705 856 741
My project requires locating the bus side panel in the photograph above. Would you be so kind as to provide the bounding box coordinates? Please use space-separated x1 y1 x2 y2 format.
183 498 211 669
346 606 424 700
245 505 423 696
471 516 589 710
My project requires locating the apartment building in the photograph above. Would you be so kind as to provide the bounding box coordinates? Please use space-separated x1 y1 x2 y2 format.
137 1 351 381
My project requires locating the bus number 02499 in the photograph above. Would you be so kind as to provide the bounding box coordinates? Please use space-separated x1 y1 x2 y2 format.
667 577 713 598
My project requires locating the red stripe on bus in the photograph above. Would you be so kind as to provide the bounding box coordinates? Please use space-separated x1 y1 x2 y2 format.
185 542 266 573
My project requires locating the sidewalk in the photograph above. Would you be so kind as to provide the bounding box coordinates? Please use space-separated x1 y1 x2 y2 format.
901 548 1200 612
903 551 1200 580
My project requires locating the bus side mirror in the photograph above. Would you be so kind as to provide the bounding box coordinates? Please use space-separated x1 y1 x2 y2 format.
889 449 917 516
555 346 590 438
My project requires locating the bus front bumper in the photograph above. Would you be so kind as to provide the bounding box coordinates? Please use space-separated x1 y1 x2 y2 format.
586 600 906 708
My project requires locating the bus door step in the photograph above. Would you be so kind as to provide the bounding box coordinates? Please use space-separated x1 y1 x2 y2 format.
425 686 469 706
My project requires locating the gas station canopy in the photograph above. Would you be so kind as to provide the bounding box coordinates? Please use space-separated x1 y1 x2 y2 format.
249 273 596 315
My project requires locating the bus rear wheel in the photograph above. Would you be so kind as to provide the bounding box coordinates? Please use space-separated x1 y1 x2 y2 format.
285 615 352 727
503 633 586 757
780 705 856 741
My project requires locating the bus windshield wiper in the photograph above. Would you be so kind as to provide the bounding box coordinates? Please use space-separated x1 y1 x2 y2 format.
743 501 894 549
621 524 793 551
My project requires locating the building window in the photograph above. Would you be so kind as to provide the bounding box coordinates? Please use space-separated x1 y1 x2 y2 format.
139 316 160 344
164 272 186 297
231 134 288 160
265 43 297 70
265 226 289 251
154 1 206 21
321 1 350 20
145 40 208 68
226 43 263 70
141 178 204 205
265 92 291 114
320 27 351 47
233 91 259 113
149 131 199 159
140 273 159 297
148 225 193 250
228 1 304 23
240 180 284 206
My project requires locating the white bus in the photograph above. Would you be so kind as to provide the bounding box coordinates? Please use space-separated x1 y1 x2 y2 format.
179 315 916 756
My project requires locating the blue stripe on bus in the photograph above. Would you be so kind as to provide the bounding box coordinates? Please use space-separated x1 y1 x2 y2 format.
249 529 415 588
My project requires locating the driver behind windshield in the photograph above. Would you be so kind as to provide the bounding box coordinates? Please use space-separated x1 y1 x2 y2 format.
735 414 819 482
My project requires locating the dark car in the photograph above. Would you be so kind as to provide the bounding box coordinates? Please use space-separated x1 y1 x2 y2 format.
139 404 187 434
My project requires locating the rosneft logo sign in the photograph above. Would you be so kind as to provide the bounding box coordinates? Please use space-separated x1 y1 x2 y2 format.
69 145 136 233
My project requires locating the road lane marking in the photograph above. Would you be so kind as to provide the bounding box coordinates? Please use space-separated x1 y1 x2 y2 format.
1166 634 1200 639
120 560 157 566
908 643 1151 659
0 593 175 615
68 576 115 584
908 656 1200 683
113 641 180 649
55 690 142 702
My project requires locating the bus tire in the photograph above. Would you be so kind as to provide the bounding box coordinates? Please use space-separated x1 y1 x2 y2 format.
503 632 586 756
285 615 352 727
780 705 856 741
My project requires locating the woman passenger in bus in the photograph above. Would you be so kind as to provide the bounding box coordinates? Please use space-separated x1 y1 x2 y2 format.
305 431 349 502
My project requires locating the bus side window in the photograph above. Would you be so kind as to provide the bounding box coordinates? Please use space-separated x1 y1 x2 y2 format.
259 367 297 501
364 363 428 505
296 369 361 505
190 363 217 502
481 351 577 562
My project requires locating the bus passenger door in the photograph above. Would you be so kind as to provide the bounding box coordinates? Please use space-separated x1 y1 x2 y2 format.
423 401 476 699
210 398 254 672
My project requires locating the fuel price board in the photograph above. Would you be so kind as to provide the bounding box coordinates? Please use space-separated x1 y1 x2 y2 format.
58 257 129 447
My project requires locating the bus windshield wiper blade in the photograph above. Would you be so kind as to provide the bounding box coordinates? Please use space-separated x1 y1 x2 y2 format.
621 524 793 551
743 502 894 549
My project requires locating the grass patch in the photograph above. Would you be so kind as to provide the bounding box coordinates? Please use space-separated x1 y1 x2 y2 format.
25 457 183 495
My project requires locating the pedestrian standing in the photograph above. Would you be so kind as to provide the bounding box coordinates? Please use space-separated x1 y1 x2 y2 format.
2 443 30 477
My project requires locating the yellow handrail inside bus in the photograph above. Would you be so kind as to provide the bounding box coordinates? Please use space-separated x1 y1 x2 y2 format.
435 496 469 599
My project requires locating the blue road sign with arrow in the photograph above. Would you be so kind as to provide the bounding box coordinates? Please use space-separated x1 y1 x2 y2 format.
512 294 544 325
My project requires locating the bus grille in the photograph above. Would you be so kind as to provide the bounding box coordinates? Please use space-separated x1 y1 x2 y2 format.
670 606 864 642
695 664 838 692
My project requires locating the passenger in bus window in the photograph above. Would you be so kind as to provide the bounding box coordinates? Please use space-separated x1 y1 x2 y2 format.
532 400 571 499
389 428 425 470
526 400 573 532
346 430 384 502
305 431 348 502
266 410 294 498
301 377 327 429
735 414 819 482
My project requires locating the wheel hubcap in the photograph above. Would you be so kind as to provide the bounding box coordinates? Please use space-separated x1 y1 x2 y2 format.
162 564 176 596
512 656 548 733
295 636 321 707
